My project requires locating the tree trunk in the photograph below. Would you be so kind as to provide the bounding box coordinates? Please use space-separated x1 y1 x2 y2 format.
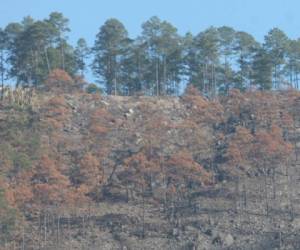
113 75 117 96
60 39 65 71
44 46 51 74
0 50 4 101
22 227 25 250
163 55 167 95
44 213 47 247
243 182 247 209
57 214 60 248
204 63 208 94
240 51 244 89
142 184 145 238
224 56 228 94
137 52 141 93
235 176 239 214
272 168 276 199
212 64 216 98
264 167 269 217
113 55 117 95
156 58 159 96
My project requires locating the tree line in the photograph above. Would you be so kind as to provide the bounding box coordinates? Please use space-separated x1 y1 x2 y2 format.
1 12 300 96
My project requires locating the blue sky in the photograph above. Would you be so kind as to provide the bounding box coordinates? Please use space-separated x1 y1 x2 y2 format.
1 0 300 82
1 0 300 44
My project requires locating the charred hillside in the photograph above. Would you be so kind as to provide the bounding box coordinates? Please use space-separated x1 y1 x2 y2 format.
1 88 300 249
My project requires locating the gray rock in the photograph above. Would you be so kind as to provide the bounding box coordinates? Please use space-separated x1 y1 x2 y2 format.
196 233 210 250
223 233 234 247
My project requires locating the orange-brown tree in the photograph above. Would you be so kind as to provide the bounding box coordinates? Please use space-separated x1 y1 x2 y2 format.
45 69 73 89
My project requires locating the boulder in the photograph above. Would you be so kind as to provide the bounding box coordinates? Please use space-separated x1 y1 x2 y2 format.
223 233 234 247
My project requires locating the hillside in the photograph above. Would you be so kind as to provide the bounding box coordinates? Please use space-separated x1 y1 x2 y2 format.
1 88 300 249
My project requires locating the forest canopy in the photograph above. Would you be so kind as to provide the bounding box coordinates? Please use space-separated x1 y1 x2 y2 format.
1 13 300 96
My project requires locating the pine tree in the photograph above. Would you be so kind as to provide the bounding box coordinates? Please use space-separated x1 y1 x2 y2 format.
92 18 129 95
190 27 220 97
74 38 90 77
217 26 236 93
285 39 300 89
234 31 259 90
263 28 288 89
46 12 70 71
141 16 183 95
251 47 272 90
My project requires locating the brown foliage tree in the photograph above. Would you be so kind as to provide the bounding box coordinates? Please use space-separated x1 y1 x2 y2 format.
226 126 254 174
89 107 112 136
45 69 73 89
166 150 212 188
72 153 105 200
182 87 224 125
31 155 71 207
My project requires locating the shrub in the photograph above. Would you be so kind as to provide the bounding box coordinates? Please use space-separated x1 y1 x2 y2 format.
12 152 32 173
0 188 17 242
88 108 112 136
43 96 71 129
86 83 102 94
45 69 73 90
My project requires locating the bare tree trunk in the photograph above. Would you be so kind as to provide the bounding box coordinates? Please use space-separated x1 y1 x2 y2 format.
272 168 276 199
212 64 216 99
126 181 129 203
113 75 117 96
264 168 269 217
202 63 206 93
0 50 4 101
57 213 60 248
142 184 145 238
294 115 298 162
243 182 247 209
38 210 41 249
240 52 244 89
82 214 86 247
22 227 25 250
163 55 167 95
235 176 239 214
68 215 71 250
44 47 51 74
156 58 159 96
290 65 293 88
60 39 65 71
44 212 47 247
274 65 278 89
137 53 141 93
224 56 228 94
205 63 208 95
